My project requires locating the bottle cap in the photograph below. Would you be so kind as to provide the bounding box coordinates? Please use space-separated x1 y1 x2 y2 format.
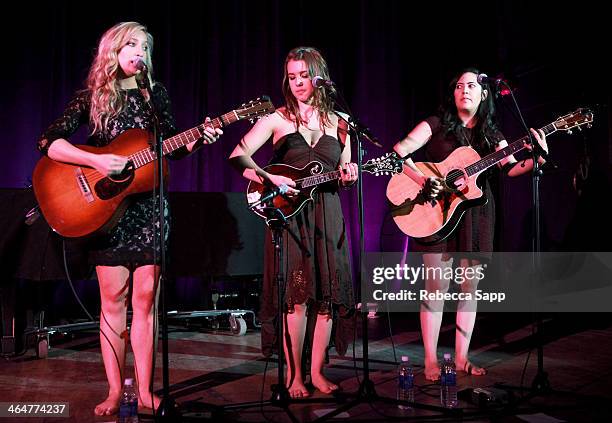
124 378 134 386
401 355 409 362
443 352 451 359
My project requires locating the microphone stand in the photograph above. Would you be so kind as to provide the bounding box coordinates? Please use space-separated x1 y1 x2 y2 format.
311 87 455 421
216 205 342 422
494 80 552 399
136 70 180 421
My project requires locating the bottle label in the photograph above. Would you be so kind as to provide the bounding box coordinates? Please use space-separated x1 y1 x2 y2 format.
446 372 456 386
118 400 137 418
399 373 414 389
118 404 130 418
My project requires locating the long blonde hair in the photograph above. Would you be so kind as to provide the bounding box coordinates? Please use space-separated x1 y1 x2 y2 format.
86 22 154 135
281 47 334 129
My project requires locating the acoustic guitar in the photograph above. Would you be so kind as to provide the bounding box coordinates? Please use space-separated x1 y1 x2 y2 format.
33 96 275 238
386 108 594 244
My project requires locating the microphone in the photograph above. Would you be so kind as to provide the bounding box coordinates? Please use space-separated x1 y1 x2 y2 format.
249 184 289 209
312 76 336 89
133 57 147 72
133 58 151 99
477 73 504 85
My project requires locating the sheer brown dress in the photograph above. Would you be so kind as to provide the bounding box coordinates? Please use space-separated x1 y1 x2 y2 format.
259 122 355 362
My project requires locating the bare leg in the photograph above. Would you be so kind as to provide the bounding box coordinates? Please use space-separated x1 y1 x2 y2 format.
310 312 338 394
420 254 453 381
131 265 162 410
94 265 130 416
455 259 486 376
283 303 309 398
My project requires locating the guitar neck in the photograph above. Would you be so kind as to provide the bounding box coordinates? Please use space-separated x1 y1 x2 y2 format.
128 112 239 168
466 122 557 177
296 159 392 187
298 170 342 188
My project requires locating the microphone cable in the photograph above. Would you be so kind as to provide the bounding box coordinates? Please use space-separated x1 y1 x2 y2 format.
62 239 95 322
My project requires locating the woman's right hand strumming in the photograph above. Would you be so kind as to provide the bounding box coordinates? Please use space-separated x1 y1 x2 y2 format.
422 176 444 199
89 154 129 177
266 173 300 195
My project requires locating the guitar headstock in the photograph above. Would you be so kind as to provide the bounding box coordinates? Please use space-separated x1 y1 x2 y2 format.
362 152 406 176
237 96 276 123
553 108 594 134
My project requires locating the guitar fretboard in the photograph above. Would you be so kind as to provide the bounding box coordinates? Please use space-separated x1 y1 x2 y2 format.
465 122 557 177
296 161 384 188
298 170 342 188
127 112 241 169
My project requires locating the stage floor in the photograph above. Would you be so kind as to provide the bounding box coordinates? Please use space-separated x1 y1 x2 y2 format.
1 313 611 422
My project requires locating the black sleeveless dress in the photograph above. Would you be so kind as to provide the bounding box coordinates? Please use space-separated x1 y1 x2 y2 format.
37 84 184 269
259 130 355 358
409 116 504 260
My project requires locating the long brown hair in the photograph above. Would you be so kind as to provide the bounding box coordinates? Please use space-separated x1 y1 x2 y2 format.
86 22 154 135
281 47 334 129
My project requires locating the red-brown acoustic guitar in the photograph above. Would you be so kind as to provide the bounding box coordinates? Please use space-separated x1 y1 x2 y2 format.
386 108 593 244
33 97 275 238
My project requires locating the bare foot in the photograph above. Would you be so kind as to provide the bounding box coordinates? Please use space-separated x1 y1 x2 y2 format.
287 380 310 399
456 359 487 376
94 393 120 416
424 361 440 381
138 392 161 410
311 372 339 394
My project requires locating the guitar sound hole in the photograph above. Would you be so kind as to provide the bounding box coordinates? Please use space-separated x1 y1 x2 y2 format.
445 169 467 192
95 163 135 200
108 161 135 183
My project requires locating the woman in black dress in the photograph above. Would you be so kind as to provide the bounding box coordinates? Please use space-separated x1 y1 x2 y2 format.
37 22 222 415
229 47 356 398
393 68 549 380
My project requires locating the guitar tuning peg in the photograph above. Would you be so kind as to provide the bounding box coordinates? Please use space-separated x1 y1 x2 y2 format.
567 129 573 135
249 118 254 124
577 126 582 131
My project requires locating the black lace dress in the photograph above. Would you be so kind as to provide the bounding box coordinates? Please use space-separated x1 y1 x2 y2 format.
38 84 184 269
259 129 355 359
409 116 505 260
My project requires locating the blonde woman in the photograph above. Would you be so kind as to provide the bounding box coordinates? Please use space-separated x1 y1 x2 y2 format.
37 22 222 415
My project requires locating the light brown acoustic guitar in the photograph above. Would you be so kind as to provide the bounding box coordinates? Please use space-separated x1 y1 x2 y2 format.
386 108 594 244
33 96 275 238
247 152 406 224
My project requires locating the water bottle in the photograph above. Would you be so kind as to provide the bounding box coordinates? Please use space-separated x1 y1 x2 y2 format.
440 353 458 408
397 355 414 410
118 378 138 423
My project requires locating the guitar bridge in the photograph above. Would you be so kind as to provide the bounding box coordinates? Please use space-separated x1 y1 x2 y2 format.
75 167 95 203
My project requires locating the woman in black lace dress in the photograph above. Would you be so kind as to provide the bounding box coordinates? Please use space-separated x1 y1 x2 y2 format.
230 47 356 398
37 22 222 416
393 67 549 380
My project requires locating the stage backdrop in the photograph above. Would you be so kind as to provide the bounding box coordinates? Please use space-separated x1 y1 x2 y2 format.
1 0 609 267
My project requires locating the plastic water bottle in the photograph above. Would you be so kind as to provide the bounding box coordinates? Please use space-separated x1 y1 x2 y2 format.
118 378 138 423
397 355 414 409
440 353 458 408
